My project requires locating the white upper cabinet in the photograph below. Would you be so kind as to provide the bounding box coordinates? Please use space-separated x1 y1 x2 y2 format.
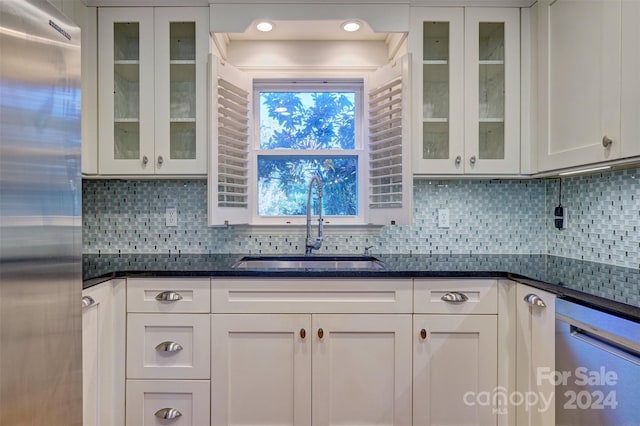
410 8 464 175
154 8 208 175
411 7 520 175
98 8 154 175
621 0 640 158
465 8 521 175
98 7 208 175
50 1 99 175
536 0 632 172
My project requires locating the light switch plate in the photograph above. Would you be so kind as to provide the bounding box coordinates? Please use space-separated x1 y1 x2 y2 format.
437 208 450 228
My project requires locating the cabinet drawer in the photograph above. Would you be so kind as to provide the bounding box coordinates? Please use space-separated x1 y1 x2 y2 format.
127 314 210 379
414 279 498 314
126 380 209 426
211 278 413 313
127 278 210 313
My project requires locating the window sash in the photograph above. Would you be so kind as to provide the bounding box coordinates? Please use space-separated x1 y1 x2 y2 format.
253 80 364 151
251 80 366 225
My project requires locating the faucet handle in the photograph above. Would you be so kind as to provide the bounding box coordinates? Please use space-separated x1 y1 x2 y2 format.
364 246 374 256
306 237 323 254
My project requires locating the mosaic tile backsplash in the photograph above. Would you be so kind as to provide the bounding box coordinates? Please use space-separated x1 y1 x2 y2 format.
83 179 546 256
545 168 639 269
82 168 639 269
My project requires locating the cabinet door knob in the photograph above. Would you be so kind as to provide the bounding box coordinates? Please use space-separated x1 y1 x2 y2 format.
81 296 95 309
300 328 306 339
469 156 477 165
142 155 149 166
602 136 613 148
157 155 164 166
420 329 427 340
155 291 183 302
317 328 324 339
154 408 182 420
455 155 462 165
155 341 183 352
524 293 546 308
441 291 469 303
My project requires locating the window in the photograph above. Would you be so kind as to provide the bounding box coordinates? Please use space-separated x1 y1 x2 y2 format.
209 55 412 227
254 81 363 222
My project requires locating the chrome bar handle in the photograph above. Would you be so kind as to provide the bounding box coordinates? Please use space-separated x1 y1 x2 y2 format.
524 293 546 308
441 292 468 303
155 341 183 352
155 291 183 302
81 296 95 309
154 408 182 420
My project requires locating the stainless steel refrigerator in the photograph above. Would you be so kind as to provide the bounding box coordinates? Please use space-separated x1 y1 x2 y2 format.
0 1 82 425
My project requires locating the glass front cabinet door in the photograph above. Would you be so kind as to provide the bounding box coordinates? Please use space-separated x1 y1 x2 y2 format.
411 7 520 175
98 8 207 175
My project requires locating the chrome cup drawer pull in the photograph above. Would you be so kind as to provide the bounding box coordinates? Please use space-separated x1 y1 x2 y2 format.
155 341 183 352
524 293 546 308
155 291 183 302
81 296 95 309
441 292 469 303
154 407 182 420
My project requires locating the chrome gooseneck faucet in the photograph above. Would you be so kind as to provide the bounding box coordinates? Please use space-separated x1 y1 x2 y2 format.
305 175 324 255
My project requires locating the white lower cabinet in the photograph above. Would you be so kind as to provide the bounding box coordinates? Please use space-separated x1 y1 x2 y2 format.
211 278 413 426
125 278 211 425
515 284 556 426
413 279 499 426
211 314 312 425
82 279 126 426
127 313 210 379
413 315 498 426
211 313 412 426
113 276 553 426
126 380 210 426
312 314 413 426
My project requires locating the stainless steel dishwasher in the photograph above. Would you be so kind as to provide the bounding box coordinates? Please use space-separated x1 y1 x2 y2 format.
555 299 640 426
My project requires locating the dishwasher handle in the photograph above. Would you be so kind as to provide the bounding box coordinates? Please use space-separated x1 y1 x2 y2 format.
558 314 640 366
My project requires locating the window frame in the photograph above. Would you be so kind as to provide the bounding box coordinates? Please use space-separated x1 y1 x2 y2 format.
250 79 368 226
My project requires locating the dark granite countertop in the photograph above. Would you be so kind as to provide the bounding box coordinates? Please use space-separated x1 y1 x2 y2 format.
83 253 640 321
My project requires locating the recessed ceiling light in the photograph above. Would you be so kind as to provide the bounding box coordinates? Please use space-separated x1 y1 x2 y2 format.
342 20 361 32
256 21 274 32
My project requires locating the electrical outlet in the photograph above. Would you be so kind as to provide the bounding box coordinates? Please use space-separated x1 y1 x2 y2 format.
554 206 568 230
166 207 178 227
437 208 450 228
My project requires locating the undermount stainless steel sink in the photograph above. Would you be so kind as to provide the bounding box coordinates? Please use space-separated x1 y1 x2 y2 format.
232 255 387 270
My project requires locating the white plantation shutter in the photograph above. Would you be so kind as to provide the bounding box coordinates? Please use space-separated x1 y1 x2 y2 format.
208 55 252 225
366 54 412 225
